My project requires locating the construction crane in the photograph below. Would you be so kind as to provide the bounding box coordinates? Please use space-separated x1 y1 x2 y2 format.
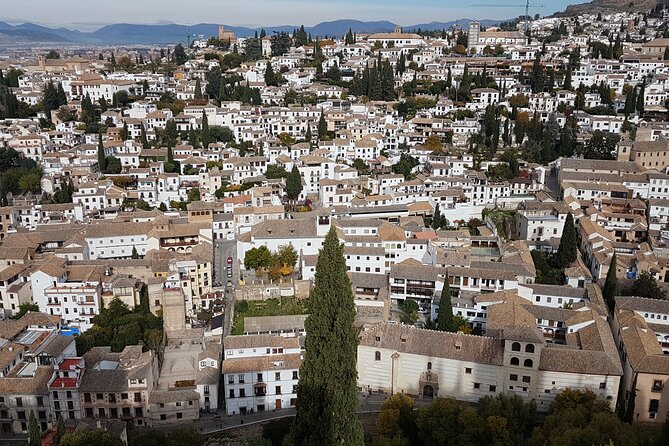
471 1 545 32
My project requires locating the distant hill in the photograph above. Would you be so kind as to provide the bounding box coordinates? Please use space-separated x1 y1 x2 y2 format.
0 18 504 45
560 0 668 16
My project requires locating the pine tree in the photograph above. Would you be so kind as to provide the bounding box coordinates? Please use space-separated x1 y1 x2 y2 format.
437 279 453 331
603 254 618 314
97 131 106 173
289 228 364 446
194 78 203 99
555 212 577 268
131 246 139 259
318 113 327 140
201 110 211 149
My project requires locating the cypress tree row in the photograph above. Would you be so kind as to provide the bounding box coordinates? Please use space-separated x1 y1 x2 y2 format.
289 227 364 446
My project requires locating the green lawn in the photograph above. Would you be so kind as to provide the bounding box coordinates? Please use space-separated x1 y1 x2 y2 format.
231 297 308 335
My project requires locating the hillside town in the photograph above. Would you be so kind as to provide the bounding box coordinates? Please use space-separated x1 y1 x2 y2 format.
2 2 669 445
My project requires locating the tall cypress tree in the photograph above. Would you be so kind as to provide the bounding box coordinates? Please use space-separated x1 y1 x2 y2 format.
97 131 106 173
194 78 203 99
201 110 211 149
431 205 442 230
318 113 327 140
437 279 453 331
289 227 364 446
555 212 577 268
286 165 303 209
603 254 618 314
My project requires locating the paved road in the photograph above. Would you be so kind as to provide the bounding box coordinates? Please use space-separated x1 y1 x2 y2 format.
545 165 561 201
213 239 239 287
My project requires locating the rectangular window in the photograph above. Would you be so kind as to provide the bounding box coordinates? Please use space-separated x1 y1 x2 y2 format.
292 371 299 380
522 376 531 383
473 383 480 389
239 389 246 398
510 374 518 381
276 386 282 395
649 399 659 413
489 385 496 392
275 372 281 381
465 368 472 374
229 389 234 399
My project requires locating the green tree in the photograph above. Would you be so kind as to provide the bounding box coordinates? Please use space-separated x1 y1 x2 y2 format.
477 394 536 444
97 131 106 173
624 271 667 299
289 228 364 446
265 164 288 179
194 78 203 99
131 246 139 259
401 299 419 325
431 205 442 230
416 398 487 446
555 212 577 268
265 62 278 87
201 110 211 149
603 254 618 313
318 113 327 140
244 246 272 271
103 156 122 174
173 44 187 65
28 411 40 446
187 187 201 202
436 281 453 331
374 393 416 446
286 165 303 209
55 413 66 445
13 302 39 319
276 244 298 269
19 172 41 194
59 429 124 446
120 122 129 141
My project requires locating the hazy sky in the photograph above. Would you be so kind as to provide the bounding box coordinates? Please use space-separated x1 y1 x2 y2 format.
1 0 588 30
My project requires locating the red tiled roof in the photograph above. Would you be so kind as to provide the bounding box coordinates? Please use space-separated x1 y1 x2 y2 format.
49 377 78 389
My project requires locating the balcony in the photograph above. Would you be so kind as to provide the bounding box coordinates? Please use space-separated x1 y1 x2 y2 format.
160 239 198 248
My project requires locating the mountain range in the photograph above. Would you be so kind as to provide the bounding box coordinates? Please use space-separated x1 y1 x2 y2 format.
559 0 668 16
0 19 503 46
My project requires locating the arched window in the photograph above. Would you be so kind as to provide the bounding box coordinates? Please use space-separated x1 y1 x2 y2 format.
525 344 535 353
511 357 520 366
375 351 381 361
524 359 533 368
427 361 432 370
512 342 521 352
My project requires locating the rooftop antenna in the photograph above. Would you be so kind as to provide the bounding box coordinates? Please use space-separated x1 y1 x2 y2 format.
471 1 545 32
